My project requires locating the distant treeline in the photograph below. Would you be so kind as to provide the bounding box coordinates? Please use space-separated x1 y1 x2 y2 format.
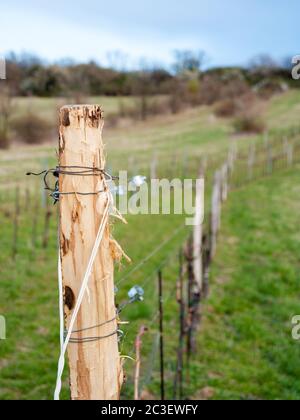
3 51 296 98
0 51 297 149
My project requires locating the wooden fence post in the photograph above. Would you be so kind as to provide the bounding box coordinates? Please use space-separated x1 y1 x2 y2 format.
287 143 294 167
25 187 31 213
227 148 234 175
59 105 122 400
185 235 194 375
193 168 204 295
134 325 148 400
150 153 157 180
221 163 228 201
171 152 178 178
227 142 237 189
264 131 273 174
181 152 187 179
268 144 273 174
248 144 255 181
128 155 137 179
183 166 205 355
174 249 185 400
210 171 221 259
202 231 211 298
158 270 165 401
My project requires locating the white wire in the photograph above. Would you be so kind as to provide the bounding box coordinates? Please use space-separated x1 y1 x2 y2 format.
54 193 111 400
58 248 64 365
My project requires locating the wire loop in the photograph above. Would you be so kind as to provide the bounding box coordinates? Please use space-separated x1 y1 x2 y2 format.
27 165 118 203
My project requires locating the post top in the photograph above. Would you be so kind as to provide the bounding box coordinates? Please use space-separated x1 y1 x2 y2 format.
60 104 102 110
59 105 103 128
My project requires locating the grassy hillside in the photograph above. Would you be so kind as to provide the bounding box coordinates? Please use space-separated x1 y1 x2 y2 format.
12 96 136 121
2 90 300 187
0 90 300 399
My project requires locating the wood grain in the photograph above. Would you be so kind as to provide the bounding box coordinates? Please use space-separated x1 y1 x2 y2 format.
59 105 122 400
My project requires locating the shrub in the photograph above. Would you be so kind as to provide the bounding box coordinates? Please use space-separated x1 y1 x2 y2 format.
0 133 9 149
12 112 52 144
214 99 238 117
199 73 254 107
233 112 266 134
214 91 258 118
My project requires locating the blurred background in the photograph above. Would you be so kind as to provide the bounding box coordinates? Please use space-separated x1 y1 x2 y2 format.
0 0 300 400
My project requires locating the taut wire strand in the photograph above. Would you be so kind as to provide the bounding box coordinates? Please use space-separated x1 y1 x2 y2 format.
27 166 119 203
116 224 187 287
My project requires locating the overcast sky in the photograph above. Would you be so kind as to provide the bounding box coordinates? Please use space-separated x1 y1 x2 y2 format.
0 0 297 68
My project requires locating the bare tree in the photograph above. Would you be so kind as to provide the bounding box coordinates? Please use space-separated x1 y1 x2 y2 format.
173 50 207 75
248 54 279 77
131 60 156 121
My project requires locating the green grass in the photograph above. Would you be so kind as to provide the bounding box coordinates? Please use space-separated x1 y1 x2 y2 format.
0 190 189 400
266 90 300 129
185 167 300 400
0 90 300 399
12 95 137 122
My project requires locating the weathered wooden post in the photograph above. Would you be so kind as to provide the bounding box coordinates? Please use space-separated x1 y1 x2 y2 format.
25 187 31 213
128 155 137 179
185 235 194 379
134 325 148 400
283 137 294 167
221 163 228 201
268 144 273 174
264 131 273 174
193 168 204 295
210 170 221 259
173 249 185 400
287 143 294 167
158 270 165 400
178 281 185 398
227 142 237 189
247 144 255 181
184 165 205 355
202 231 211 298
58 105 122 400
181 152 187 179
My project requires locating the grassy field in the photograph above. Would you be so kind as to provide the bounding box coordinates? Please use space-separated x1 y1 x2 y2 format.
187 167 300 400
0 90 300 400
2 89 300 187
12 95 137 121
